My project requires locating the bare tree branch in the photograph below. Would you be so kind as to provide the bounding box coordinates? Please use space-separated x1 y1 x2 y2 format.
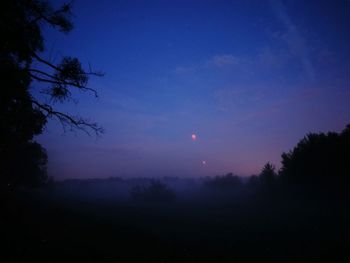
28 48 104 136
31 99 104 136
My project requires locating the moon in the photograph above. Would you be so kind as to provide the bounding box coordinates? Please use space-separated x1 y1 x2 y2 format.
191 134 197 141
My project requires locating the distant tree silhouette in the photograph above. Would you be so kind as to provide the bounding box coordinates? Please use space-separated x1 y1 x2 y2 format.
0 1 103 187
280 124 350 187
259 162 277 186
246 175 259 188
130 180 176 203
204 173 242 190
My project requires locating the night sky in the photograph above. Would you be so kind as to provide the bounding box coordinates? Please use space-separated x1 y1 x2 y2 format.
37 0 350 179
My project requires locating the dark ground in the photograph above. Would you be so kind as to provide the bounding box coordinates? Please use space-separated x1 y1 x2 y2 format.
1 185 350 263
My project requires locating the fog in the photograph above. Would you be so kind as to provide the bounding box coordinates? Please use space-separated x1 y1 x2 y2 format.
46 175 251 204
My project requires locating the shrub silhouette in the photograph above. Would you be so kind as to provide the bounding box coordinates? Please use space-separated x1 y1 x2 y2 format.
130 180 176 202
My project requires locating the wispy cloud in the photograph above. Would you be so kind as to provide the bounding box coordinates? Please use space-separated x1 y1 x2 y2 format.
174 1 316 82
208 54 238 67
174 46 299 79
174 65 197 74
269 0 315 81
174 54 240 74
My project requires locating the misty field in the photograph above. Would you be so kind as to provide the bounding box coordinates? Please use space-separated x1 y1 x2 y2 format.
3 178 350 262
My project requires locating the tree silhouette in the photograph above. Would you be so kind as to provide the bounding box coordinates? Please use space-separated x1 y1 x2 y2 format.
246 175 259 188
204 173 242 190
280 124 350 187
259 162 277 186
0 0 103 187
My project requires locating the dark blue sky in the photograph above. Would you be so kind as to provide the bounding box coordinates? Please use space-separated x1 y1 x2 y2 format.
37 0 350 179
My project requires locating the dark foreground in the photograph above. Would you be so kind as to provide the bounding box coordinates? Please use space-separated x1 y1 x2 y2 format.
2 186 350 263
